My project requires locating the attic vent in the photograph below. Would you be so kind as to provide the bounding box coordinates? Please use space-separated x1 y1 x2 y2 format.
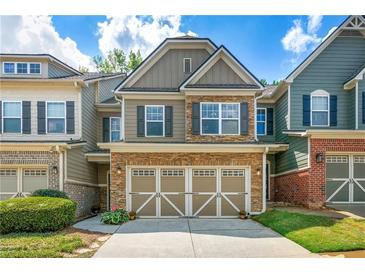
183 58 192 73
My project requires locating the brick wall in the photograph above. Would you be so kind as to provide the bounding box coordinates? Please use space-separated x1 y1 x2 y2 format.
111 152 264 212
274 138 365 208
0 151 60 190
185 95 256 143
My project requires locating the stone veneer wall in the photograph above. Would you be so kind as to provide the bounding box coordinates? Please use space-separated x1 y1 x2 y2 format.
0 151 60 190
110 152 264 212
185 95 256 143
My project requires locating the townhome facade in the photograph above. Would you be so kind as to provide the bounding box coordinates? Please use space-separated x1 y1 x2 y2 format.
0 54 125 215
258 15 365 208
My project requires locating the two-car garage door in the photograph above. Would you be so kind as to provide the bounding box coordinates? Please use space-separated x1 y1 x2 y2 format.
127 167 249 218
0 168 48 200
326 155 365 203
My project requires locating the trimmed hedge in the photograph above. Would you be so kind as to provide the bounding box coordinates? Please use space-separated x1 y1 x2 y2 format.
0 197 77 234
32 189 69 199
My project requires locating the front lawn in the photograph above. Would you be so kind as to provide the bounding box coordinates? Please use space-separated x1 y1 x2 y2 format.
0 228 108 258
253 210 365 253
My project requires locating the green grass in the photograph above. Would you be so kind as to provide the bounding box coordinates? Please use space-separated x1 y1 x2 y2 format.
0 231 84 258
253 210 365 253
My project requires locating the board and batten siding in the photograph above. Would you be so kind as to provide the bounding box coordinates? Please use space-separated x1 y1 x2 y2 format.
124 99 185 142
66 83 98 185
290 35 365 130
274 92 309 174
132 49 210 88
98 76 125 103
257 103 275 143
196 59 246 85
0 83 81 141
48 62 76 78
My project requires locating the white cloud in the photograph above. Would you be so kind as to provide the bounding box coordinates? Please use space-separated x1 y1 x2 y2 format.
0 16 94 70
281 19 321 54
307 15 323 33
322 26 337 41
97 16 197 58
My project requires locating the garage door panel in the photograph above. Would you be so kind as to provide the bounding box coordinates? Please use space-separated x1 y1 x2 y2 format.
131 175 156 192
192 178 216 192
22 169 47 193
331 184 349 202
221 177 245 192
160 176 185 192
160 194 185 216
192 194 217 216
0 169 18 200
326 163 349 179
221 195 244 216
353 181 365 202
0 194 15 200
131 194 156 216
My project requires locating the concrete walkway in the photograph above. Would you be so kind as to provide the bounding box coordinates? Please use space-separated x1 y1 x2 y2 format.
73 215 119 234
92 219 319 258
326 204 365 219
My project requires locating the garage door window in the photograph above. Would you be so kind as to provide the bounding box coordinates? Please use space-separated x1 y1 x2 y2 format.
193 170 216 177
132 169 155 176
222 170 244 177
161 170 184 176
354 156 365 163
326 155 348 163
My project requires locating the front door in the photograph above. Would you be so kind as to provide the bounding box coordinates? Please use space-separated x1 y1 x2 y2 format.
326 155 365 203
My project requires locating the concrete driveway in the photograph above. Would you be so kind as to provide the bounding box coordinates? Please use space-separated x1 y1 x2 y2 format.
93 219 318 258
327 204 365 219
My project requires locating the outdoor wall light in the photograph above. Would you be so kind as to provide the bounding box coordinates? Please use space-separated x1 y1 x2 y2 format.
52 165 58 174
316 152 324 163
116 166 122 175
256 168 261 176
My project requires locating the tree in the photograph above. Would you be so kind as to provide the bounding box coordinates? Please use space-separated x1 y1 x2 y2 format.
260 79 268 86
78 66 89 73
93 48 143 74
272 80 282 85
128 50 143 71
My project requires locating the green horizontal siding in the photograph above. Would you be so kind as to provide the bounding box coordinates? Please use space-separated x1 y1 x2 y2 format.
359 79 365 130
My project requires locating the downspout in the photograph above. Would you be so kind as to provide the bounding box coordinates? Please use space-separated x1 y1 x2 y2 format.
355 82 359 130
114 93 124 141
262 147 269 213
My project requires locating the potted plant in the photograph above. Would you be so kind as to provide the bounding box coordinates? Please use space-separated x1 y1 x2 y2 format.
129 211 137 220
239 210 247 219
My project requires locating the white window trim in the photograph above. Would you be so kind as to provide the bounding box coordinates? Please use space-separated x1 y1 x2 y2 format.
110 117 121 142
200 102 240 136
145 105 165 137
256 108 267 136
46 101 66 134
310 90 330 127
2 62 41 75
183 58 192 73
1 100 22 134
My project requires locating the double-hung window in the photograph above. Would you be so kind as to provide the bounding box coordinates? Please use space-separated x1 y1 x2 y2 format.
47 102 65 133
256 108 266 135
16 63 28 74
145 105 164 137
3 63 15 74
2 101 22 133
29 63 41 74
311 90 329 126
110 117 121 142
201 103 240 135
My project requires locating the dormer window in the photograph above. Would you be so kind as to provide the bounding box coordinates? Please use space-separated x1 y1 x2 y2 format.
183 58 192 74
2 62 41 74
30 63 41 74
3 63 15 74
17 63 28 74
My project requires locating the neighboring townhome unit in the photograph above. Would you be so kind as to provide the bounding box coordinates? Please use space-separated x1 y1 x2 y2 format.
258 15 365 208
0 53 125 216
98 36 288 218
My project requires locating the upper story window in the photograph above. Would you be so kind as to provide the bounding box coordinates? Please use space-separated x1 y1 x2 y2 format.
311 90 329 126
2 101 22 133
201 103 240 135
47 102 65 133
145 105 164 137
110 117 121 142
2 62 41 75
3 63 15 74
256 108 266 135
183 58 192 74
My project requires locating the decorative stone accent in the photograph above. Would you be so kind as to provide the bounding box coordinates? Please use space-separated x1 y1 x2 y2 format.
0 151 60 190
185 95 256 143
110 152 264 212
64 183 100 217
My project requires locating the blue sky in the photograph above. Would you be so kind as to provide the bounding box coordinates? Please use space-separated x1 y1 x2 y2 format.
2 15 347 82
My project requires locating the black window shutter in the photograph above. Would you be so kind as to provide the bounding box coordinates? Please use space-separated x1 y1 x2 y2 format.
165 106 173 137
240 102 248 135
37 101 46 134
303 95 311 126
362 92 365 124
267 108 274 135
192 103 200 135
22 101 31 134
330 95 337 127
0 101 2 134
66 101 75 134
137 106 145 137
103 117 110 142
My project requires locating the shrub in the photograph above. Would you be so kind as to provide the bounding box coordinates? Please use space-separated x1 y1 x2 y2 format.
101 208 129 225
32 189 69 199
0 197 77 234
